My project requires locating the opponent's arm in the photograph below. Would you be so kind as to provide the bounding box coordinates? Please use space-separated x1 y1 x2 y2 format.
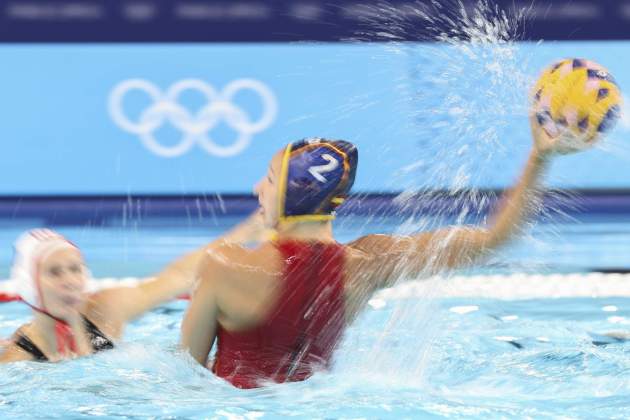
89 210 266 328
350 116 573 291
219 208 270 244
94 248 206 325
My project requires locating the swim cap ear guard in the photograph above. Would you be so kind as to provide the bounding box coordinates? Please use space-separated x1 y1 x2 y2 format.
277 137 358 224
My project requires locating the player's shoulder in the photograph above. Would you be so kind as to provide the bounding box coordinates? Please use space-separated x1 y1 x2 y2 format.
200 240 280 276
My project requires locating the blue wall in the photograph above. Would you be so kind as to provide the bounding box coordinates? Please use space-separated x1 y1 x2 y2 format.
0 41 628 195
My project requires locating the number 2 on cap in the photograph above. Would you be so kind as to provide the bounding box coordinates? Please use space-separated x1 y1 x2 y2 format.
308 154 339 183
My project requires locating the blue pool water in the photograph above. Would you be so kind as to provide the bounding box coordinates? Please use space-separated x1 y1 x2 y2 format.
0 213 629 277
0 215 630 418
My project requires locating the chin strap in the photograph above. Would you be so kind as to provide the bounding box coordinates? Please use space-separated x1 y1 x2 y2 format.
27 303 78 356
54 321 77 355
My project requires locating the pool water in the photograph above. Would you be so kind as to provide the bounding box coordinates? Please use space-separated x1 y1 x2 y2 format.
0 213 629 278
1 296 629 419
0 215 629 418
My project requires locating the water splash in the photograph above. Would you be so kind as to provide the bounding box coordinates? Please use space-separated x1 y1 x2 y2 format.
332 0 555 385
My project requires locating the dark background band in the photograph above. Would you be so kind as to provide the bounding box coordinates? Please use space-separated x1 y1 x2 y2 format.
0 0 627 43
1 191 627 225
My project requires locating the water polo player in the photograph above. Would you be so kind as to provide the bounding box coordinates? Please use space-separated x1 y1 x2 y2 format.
0 213 265 363
180 115 585 389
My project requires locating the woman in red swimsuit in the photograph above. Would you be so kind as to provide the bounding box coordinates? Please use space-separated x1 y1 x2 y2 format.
181 117 583 388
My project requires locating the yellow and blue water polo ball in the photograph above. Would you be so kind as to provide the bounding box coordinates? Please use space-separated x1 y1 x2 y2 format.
532 58 621 143
279 138 358 222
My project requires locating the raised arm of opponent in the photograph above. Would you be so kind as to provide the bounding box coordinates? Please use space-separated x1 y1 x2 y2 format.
86 210 266 337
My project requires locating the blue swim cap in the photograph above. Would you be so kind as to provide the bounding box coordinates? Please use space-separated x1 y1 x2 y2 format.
278 138 358 223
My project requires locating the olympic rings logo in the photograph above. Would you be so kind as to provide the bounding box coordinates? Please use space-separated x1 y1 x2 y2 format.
108 78 278 158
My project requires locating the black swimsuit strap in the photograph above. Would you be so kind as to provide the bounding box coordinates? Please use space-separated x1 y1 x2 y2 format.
82 315 115 351
14 334 48 361
13 316 114 362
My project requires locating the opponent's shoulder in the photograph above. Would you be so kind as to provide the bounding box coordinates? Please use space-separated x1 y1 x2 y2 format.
0 344 33 363
0 326 35 363
0 343 34 363
83 292 124 339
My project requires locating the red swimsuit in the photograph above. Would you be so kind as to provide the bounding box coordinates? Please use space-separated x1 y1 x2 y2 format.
212 240 346 389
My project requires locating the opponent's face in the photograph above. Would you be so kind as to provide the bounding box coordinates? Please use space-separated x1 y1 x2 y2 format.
38 247 87 319
254 151 283 227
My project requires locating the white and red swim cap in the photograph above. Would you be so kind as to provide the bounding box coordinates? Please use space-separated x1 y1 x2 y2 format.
11 229 80 311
